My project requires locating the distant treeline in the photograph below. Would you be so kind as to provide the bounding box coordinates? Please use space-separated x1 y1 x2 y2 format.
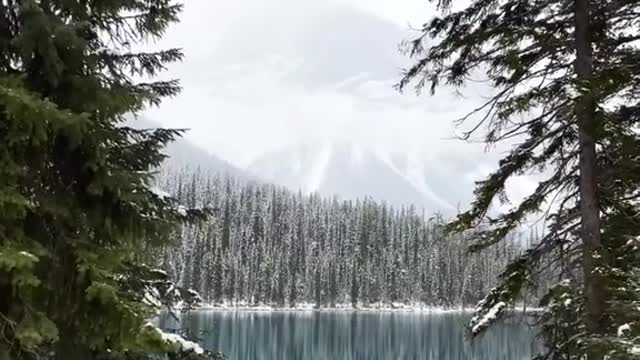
153 167 538 308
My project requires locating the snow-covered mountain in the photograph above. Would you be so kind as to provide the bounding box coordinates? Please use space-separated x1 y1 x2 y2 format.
126 117 477 212
247 141 473 212
125 117 250 179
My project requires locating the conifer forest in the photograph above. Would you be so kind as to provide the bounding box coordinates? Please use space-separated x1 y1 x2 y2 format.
154 167 531 309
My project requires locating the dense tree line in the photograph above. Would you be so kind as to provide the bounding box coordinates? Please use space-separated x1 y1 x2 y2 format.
154 167 532 309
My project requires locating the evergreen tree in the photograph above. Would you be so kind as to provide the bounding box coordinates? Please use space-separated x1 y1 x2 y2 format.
157 167 517 307
314 267 322 309
0 1 219 359
398 0 640 358
156 167 524 310
213 250 224 304
221 199 231 252
350 262 359 307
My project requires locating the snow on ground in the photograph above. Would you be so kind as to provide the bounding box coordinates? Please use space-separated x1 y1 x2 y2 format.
196 301 471 313
192 301 541 313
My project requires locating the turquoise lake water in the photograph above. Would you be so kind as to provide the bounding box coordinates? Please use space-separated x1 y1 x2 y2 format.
158 311 540 360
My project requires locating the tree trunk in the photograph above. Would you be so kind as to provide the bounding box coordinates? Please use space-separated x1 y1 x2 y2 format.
0 285 12 360
574 0 607 358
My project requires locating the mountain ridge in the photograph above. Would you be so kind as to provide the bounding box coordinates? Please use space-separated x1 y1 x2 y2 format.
128 118 472 212
124 116 251 179
247 140 462 211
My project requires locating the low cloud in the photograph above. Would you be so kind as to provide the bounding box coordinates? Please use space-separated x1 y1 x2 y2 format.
143 0 534 210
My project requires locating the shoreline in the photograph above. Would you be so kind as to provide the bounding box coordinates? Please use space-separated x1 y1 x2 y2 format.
188 302 542 314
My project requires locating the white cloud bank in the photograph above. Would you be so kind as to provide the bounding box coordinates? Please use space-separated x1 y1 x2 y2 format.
141 0 537 211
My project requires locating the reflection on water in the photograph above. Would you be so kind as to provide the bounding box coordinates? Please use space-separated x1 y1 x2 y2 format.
158 311 540 360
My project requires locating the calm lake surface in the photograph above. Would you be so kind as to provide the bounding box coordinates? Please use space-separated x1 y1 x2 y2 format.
158 311 540 360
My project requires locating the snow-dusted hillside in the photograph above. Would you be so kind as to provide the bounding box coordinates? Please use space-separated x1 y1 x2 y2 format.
125 118 479 213
125 116 251 179
247 140 474 212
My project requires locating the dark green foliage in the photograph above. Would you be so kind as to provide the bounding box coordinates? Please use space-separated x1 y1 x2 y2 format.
167 351 225 360
398 0 640 358
534 281 581 359
0 1 217 359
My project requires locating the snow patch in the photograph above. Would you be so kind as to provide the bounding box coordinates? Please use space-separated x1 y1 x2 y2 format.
150 186 171 200
194 301 491 313
151 268 168 277
471 301 506 334
96 46 122 56
160 332 204 354
143 287 162 308
18 251 38 261
377 150 455 211
146 323 204 354
305 142 333 193
618 323 631 337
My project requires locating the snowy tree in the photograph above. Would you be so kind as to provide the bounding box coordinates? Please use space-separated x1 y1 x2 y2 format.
0 0 227 359
398 0 640 358
156 168 523 310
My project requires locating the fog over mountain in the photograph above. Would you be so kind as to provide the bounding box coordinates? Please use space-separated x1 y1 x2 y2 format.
125 117 250 179
248 140 477 212
130 115 532 214
138 0 532 214
129 120 474 212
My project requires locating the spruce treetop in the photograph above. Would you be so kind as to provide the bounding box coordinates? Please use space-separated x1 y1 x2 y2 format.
0 1 216 359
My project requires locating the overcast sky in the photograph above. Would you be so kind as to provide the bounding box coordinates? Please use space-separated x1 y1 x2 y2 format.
144 0 472 161
141 0 538 209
